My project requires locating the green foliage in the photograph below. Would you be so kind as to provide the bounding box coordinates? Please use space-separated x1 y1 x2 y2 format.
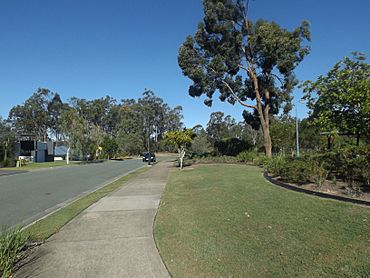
191 155 238 164
214 138 250 156
265 156 288 177
164 129 194 149
7 89 183 159
301 52 370 137
299 118 323 151
314 145 369 188
100 136 118 159
190 127 212 156
236 151 260 163
266 156 327 186
0 227 29 277
252 155 271 167
279 160 311 184
8 88 62 140
117 132 144 155
270 116 296 154
0 118 17 164
204 112 261 155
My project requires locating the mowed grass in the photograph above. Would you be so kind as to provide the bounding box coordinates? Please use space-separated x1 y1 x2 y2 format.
1 161 79 171
154 164 370 278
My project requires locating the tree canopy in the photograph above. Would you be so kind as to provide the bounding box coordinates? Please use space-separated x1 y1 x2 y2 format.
301 52 370 140
165 129 194 169
178 0 310 157
6 89 184 161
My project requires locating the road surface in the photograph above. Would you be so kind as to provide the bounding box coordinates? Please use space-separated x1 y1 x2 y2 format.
0 159 144 228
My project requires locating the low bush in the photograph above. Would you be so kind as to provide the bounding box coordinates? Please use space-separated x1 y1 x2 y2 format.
265 156 288 177
1 159 16 168
0 227 29 277
279 159 310 184
236 151 259 163
305 160 328 187
214 138 251 156
309 145 369 189
252 155 270 167
266 156 327 186
194 156 238 164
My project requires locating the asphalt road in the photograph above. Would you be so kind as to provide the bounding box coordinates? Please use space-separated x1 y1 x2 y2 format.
0 159 144 228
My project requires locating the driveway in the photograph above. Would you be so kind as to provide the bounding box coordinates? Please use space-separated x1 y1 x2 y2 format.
0 159 144 227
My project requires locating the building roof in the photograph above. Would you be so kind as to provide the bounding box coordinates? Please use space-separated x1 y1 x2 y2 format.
55 146 68 156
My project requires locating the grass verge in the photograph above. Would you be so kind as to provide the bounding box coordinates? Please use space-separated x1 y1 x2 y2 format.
1 161 80 171
154 164 370 278
0 227 29 277
24 166 147 241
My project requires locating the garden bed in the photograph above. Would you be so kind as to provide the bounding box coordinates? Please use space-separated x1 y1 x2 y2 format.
265 173 370 206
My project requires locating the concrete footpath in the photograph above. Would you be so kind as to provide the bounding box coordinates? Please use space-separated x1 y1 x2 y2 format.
16 161 171 278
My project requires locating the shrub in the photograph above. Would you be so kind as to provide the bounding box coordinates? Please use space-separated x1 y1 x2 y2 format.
309 145 369 189
214 138 251 156
265 156 288 177
306 160 328 187
253 155 270 167
236 151 259 163
279 159 309 184
193 156 237 164
1 159 16 168
265 157 327 186
0 227 29 277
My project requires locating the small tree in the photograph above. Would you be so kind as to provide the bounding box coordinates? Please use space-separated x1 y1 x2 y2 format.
59 108 85 164
301 52 370 144
101 136 119 159
165 129 194 169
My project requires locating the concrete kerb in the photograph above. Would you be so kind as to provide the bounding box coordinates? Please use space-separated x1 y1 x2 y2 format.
19 164 147 231
152 164 174 278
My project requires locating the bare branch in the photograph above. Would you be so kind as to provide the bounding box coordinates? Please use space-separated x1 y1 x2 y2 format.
238 64 249 73
271 73 284 86
221 80 256 110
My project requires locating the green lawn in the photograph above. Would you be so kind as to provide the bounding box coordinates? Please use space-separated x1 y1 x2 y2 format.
1 161 79 171
154 164 370 278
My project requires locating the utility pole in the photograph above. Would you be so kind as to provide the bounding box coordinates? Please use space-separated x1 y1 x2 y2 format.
295 105 300 159
144 115 151 166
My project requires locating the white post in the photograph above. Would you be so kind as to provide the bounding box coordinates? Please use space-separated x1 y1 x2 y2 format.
66 147 70 165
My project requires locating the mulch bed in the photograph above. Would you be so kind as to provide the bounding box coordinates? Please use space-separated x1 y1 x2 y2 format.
264 172 370 206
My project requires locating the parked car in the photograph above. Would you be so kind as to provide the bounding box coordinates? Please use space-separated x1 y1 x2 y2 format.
142 152 156 162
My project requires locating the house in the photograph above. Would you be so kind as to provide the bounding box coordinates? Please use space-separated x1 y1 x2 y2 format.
54 146 68 161
17 135 55 162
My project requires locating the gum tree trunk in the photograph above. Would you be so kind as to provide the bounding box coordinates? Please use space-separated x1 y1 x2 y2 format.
178 146 186 169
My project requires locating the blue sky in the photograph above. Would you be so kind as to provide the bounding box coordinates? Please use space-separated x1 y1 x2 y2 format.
0 0 369 128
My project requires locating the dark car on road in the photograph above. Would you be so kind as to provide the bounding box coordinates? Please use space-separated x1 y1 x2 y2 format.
142 152 156 162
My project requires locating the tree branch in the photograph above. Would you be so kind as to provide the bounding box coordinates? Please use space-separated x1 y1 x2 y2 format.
271 73 284 87
221 80 256 110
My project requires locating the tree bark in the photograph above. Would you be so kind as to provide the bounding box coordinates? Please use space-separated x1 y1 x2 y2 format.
242 12 273 158
250 74 273 158
178 146 186 169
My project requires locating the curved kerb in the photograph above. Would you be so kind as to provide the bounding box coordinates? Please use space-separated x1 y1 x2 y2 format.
263 172 370 207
